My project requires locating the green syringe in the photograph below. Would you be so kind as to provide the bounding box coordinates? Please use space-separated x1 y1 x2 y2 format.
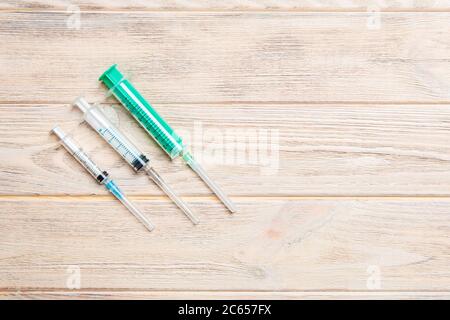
99 65 237 213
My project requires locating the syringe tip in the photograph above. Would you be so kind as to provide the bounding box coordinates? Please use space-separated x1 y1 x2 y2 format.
73 96 91 113
51 126 66 140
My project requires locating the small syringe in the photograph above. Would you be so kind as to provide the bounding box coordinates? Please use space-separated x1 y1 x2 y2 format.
51 126 155 232
73 97 199 225
99 64 237 213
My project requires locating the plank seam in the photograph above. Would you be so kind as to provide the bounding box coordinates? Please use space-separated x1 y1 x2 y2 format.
3 9 450 14
0 288 450 295
4 101 450 106
2 288 450 293
2 195 450 201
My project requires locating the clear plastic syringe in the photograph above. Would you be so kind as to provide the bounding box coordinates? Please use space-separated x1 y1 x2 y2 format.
51 126 155 232
73 97 199 225
99 64 237 213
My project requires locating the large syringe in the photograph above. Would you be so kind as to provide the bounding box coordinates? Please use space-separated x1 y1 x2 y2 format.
73 97 199 225
51 126 155 232
99 65 237 213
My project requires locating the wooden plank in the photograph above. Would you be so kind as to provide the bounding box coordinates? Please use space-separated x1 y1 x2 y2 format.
0 198 449 291
1 1 450 11
2 103 450 196
2 12 450 103
2 290 450 300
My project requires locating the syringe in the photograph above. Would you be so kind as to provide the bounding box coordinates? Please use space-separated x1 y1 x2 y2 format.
99 64 237 213
73 97 199 225
51 126 155 232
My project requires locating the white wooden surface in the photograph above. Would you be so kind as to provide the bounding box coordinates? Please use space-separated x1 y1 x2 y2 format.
1 1 450 299
3 1 450 11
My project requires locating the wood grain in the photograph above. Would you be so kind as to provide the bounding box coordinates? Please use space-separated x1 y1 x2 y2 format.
2 1 450 11
2 12 450 104
1 198 449 291
2 103 450 196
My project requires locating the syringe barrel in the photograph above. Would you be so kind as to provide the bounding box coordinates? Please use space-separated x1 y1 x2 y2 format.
51 126 108 183
99 65 185 159
73 97 149 171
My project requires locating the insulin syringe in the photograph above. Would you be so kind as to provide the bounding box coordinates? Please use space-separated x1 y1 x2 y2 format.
51 126 155 232
99 65 237 213
73 97 199 225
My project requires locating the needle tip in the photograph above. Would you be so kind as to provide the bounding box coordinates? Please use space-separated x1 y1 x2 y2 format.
227 204 238 214
191 217 200 225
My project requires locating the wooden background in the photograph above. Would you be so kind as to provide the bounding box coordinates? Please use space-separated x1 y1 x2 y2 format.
1 0 450 300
